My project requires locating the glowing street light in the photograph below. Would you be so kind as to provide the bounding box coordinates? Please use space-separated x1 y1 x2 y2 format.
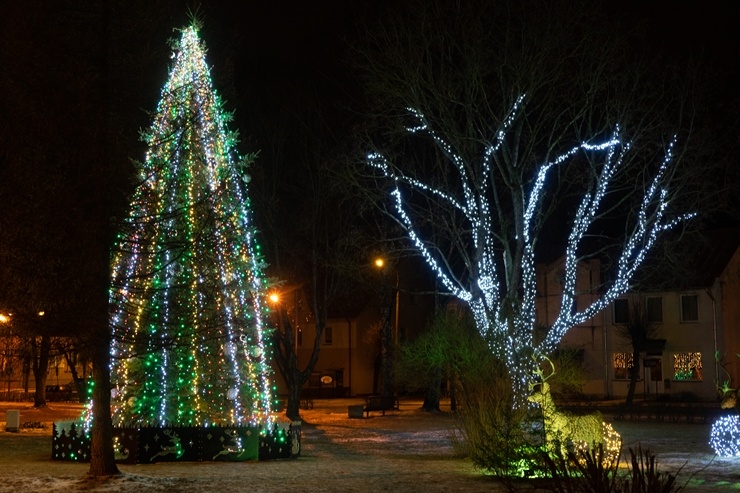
0 313 10 324
268 292 280 304
373 258 399 344
372 256 401 398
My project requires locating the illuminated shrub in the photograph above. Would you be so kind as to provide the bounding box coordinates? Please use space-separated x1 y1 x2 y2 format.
709 414 740 457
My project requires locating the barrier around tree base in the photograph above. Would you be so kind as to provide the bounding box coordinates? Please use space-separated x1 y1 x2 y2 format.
51 419 301 463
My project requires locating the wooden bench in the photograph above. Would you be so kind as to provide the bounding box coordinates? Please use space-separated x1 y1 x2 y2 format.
363 395 399 417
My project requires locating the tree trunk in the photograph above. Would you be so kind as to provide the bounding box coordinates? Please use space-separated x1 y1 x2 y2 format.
421 370 442 412
31 336 50 408
87 0 119 476
271 308 308 421
372 353 381 395
380 317 394 398
625 348 641 406
378 284 394 398
88 337 119 476
87 218 119 476
22 356 30 395
63 352 86 403
286 372 303 421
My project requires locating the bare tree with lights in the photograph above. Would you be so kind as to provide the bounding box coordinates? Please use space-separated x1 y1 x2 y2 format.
368 97 692 403
358 0 696 405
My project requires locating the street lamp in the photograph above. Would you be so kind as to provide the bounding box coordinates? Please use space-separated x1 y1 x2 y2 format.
268 290 300 355
373 257 401 398
373 258 399 345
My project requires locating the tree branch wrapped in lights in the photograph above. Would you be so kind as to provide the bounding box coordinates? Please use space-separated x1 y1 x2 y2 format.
368 94 693 404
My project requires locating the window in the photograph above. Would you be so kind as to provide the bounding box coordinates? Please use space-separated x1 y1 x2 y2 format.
647 297 663 323
613 352 634 380
673 352 702 380
680 294 699 322
324 326 333 345
613 299 629 324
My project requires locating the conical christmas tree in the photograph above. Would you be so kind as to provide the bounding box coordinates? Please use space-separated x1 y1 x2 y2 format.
109 25 273 427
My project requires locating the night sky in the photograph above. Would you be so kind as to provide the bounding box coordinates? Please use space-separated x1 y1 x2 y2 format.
0 0 737 280
2 1 736 167
202 1 739 133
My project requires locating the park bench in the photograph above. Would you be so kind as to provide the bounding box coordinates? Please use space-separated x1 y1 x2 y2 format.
363 395 399 417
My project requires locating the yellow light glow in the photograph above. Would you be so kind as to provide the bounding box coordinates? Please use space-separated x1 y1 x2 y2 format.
38 311 45 317
0 314 9 324
374 258 385 268
268 293 280 304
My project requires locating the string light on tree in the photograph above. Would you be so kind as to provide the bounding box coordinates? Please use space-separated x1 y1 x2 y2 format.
106 24 273 428
368 94 693 404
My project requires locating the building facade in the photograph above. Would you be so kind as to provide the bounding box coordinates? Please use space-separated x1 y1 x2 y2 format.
538 237 740 401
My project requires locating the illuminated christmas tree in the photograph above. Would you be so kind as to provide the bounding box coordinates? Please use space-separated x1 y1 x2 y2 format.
109 24 273 427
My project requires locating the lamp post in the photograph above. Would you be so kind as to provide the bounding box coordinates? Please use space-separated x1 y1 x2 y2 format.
268 291 297 356
373 258 400 344
374 257 399 398
0 313 12 393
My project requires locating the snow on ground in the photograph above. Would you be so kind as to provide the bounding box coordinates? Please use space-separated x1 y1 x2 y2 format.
1 399 739 492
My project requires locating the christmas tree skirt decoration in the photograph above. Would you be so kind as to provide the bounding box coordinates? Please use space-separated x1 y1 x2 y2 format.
51 419 300 463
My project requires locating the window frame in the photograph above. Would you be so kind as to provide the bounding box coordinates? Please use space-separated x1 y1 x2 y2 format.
679 294 699 323
646 296 663 324
612 352 637 380
613 298 629 325
673 351 702 381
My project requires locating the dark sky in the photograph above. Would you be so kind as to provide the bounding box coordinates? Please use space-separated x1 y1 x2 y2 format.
1 0 736 176
189 1 738 141
0 0 736 311
1 0 735 133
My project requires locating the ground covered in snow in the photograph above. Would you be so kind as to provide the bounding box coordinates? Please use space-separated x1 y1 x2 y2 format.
1 399 738 492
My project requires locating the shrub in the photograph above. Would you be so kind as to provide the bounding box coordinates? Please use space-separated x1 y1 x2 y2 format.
542 445 684 493
451 350 547 479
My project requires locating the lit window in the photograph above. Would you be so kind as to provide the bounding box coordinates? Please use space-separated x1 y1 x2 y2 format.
674 352 702 380
647 297 663 323
613 299 628 324
680 294 698 322
324 326 333 345
613 352 634 380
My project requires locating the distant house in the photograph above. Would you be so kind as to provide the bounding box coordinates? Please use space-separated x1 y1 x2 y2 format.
539 230 740 401
277 233 740 402
272 258 437 398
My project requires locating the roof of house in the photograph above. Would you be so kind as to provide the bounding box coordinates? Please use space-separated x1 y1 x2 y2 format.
636 228 740 291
